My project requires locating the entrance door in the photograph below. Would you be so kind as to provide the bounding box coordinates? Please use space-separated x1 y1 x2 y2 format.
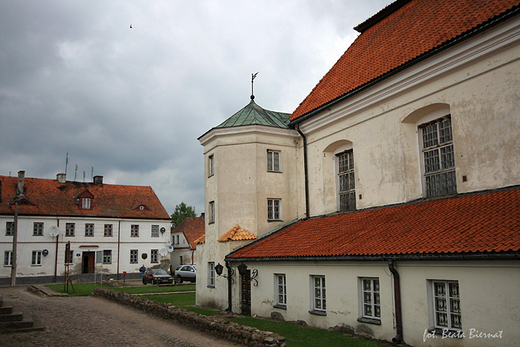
241 270 251 315
82 252 95 273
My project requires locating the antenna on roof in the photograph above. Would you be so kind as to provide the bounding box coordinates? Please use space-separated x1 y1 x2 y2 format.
251 72 258 100
74 164 78 181
65 152 69 176
91 167 94 181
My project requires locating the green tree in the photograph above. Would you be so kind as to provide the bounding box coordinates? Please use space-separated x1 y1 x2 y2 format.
171 202 197 229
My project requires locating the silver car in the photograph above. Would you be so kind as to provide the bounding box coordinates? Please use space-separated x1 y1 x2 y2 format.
175 265 196 283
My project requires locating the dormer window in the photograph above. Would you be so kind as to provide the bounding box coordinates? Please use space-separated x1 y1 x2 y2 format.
131 200 150 211
77 190 94 210
82 198 91 209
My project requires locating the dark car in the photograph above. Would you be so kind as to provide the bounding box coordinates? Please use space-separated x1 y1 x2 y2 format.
175 265 196 283
142 268 174 285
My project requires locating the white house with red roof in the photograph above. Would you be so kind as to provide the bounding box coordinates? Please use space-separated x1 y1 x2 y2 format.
0 172 171 284
197 0 520 345
170 217 205 269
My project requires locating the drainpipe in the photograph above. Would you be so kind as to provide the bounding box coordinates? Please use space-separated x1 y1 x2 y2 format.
296 124 310 218
54 219 60 282
388 259 403 344
225 261 232 312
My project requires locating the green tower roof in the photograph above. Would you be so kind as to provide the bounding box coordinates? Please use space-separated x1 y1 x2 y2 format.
216 98 291 129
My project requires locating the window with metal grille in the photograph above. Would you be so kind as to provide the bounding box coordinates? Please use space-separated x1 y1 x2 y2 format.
267 199 281 221
104 224 113 237
85 223 94 237
275 274 287 308
311 275 326 314
103 250 112 264
337 149 355 211
131 225 139 237
151 249 158 263
33 222 44 236
6 222 14 236
432 280 461 331
65 223 75 237
151 225 159 237
130 249 138 264
361 278 381 320
267 150 281 172
420 116 457 197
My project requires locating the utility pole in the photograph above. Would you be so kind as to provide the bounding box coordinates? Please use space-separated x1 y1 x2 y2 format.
10 171 24 286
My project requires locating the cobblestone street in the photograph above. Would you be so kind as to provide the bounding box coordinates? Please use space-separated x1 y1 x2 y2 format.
0 286 239 347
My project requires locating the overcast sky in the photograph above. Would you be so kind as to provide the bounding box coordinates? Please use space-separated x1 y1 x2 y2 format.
0 0 391 216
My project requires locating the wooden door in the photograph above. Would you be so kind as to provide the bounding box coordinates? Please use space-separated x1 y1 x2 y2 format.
241 270 251 315
82 252 95 273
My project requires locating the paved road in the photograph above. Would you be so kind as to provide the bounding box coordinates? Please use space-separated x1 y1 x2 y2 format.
0 286 240 347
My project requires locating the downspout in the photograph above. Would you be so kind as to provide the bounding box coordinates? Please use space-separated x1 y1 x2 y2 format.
296 124 310 218
117 220 121 280
225 261 232 312
388 259 403 344
54 219 60 282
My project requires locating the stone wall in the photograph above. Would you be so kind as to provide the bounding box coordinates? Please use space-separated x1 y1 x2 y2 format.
92 288 286 347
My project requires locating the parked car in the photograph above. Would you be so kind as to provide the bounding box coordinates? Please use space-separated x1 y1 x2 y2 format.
142 268 174 285
175 265 196 283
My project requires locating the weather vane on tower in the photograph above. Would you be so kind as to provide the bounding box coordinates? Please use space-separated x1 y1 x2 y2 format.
251 72 258 100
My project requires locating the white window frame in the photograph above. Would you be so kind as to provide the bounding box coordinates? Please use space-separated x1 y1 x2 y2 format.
65 223 75 237
267 149 281 172
418 113 456 198
151 249 158 263
208 154 214 177
428 280 462 332
130 249 138 264
32 251 42 266
104 224 113 237
310 275 326 315
4 251 13 266
82 198 91 209
267 199 282 221
274 274 287 308
151 225 159 237
208 262 215 287
5 222 14 236
208 201 215 224
359 278 381 323
33 222 44 236
85 223 94 237
131 224 139 237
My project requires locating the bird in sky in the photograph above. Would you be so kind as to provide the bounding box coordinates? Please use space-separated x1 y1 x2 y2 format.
130 24 133 29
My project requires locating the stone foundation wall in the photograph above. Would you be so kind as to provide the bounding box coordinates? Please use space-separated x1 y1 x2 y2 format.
92 288 286 347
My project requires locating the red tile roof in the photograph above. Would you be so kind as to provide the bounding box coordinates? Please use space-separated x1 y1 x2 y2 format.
218 224 257 242
171 217 205 249
290 0 520 121
227 187 520 259
0 175 170 220
194 234 205 244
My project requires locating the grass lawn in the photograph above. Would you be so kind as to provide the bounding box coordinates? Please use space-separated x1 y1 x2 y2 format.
227 317 381 347
46 283 195 296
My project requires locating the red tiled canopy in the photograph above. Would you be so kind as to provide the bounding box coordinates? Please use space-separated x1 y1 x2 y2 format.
228 187 520 259
290 0 520 121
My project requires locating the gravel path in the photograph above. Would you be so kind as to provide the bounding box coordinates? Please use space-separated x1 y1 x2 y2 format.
0 286 240 347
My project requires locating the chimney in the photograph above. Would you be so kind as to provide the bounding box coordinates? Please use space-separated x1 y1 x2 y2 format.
17 171 25 194
200 212 205 221
93 175 103 186
57 173 67 184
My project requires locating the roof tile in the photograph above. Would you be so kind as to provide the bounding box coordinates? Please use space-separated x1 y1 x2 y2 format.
218 224 257 242
228 187 520 259
291 0 520 121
